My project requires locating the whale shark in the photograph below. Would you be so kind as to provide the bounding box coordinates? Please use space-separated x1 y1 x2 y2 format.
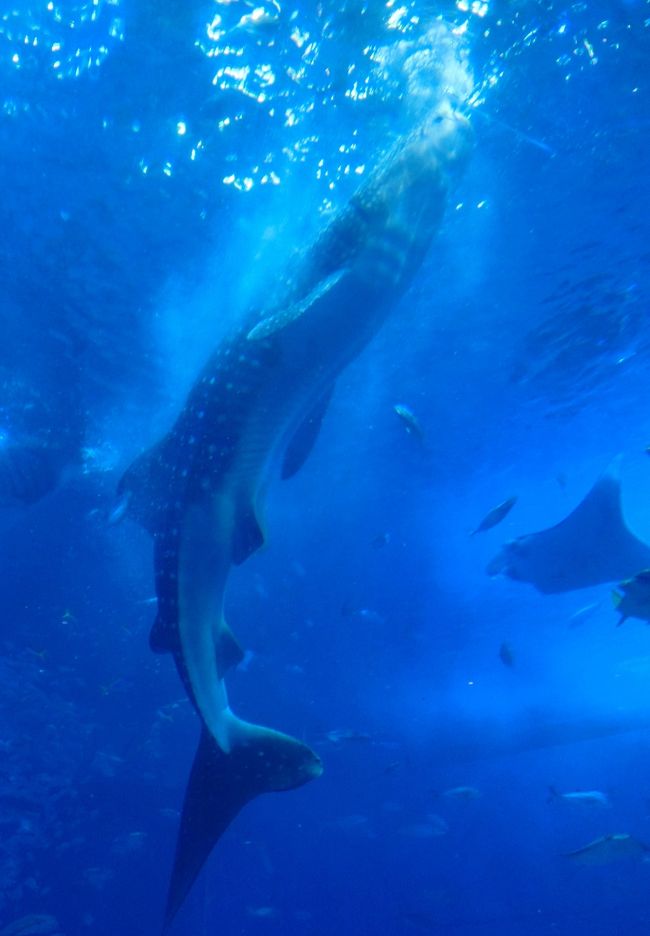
486 460 650 593
118 105 471 927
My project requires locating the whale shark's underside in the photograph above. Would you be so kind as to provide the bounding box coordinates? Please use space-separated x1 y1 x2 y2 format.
487 462 650 593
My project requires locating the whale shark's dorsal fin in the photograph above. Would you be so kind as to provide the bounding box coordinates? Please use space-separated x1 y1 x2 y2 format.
281 384 335 481
163 726 322 931
487 459 650 593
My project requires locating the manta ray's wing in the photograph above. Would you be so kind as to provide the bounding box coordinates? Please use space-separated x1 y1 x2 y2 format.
487 463 650 593
163 727 322 931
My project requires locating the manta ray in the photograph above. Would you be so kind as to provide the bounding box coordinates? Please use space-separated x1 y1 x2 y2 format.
118 105 471 928
564 833 650 865
486 461 650 593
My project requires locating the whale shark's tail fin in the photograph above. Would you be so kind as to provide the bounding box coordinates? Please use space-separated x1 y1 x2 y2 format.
163 725 322 931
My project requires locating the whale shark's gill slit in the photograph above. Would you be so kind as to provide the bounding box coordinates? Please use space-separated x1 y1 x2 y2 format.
163 726 322 931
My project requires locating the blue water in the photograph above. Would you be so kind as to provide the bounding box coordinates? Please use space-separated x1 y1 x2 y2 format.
2 1 650 934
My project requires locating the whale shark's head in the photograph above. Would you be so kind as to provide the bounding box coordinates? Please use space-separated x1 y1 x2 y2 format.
411 106 473 202
369 104 472 211
352 105 472 289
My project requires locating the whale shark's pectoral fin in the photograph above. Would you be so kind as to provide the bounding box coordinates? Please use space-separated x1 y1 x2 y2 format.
163 725 323 931
281 384 335 481
246 268 348 342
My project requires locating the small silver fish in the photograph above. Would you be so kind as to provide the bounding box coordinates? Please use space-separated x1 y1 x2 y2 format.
499 641 515 668
393 404 425 442
471 496 517 536
246 906 278 919
326 728 372 744
371 531 391 549
548 787 610 808
335 814 370 831
567 601 601 629
398 815 448 838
